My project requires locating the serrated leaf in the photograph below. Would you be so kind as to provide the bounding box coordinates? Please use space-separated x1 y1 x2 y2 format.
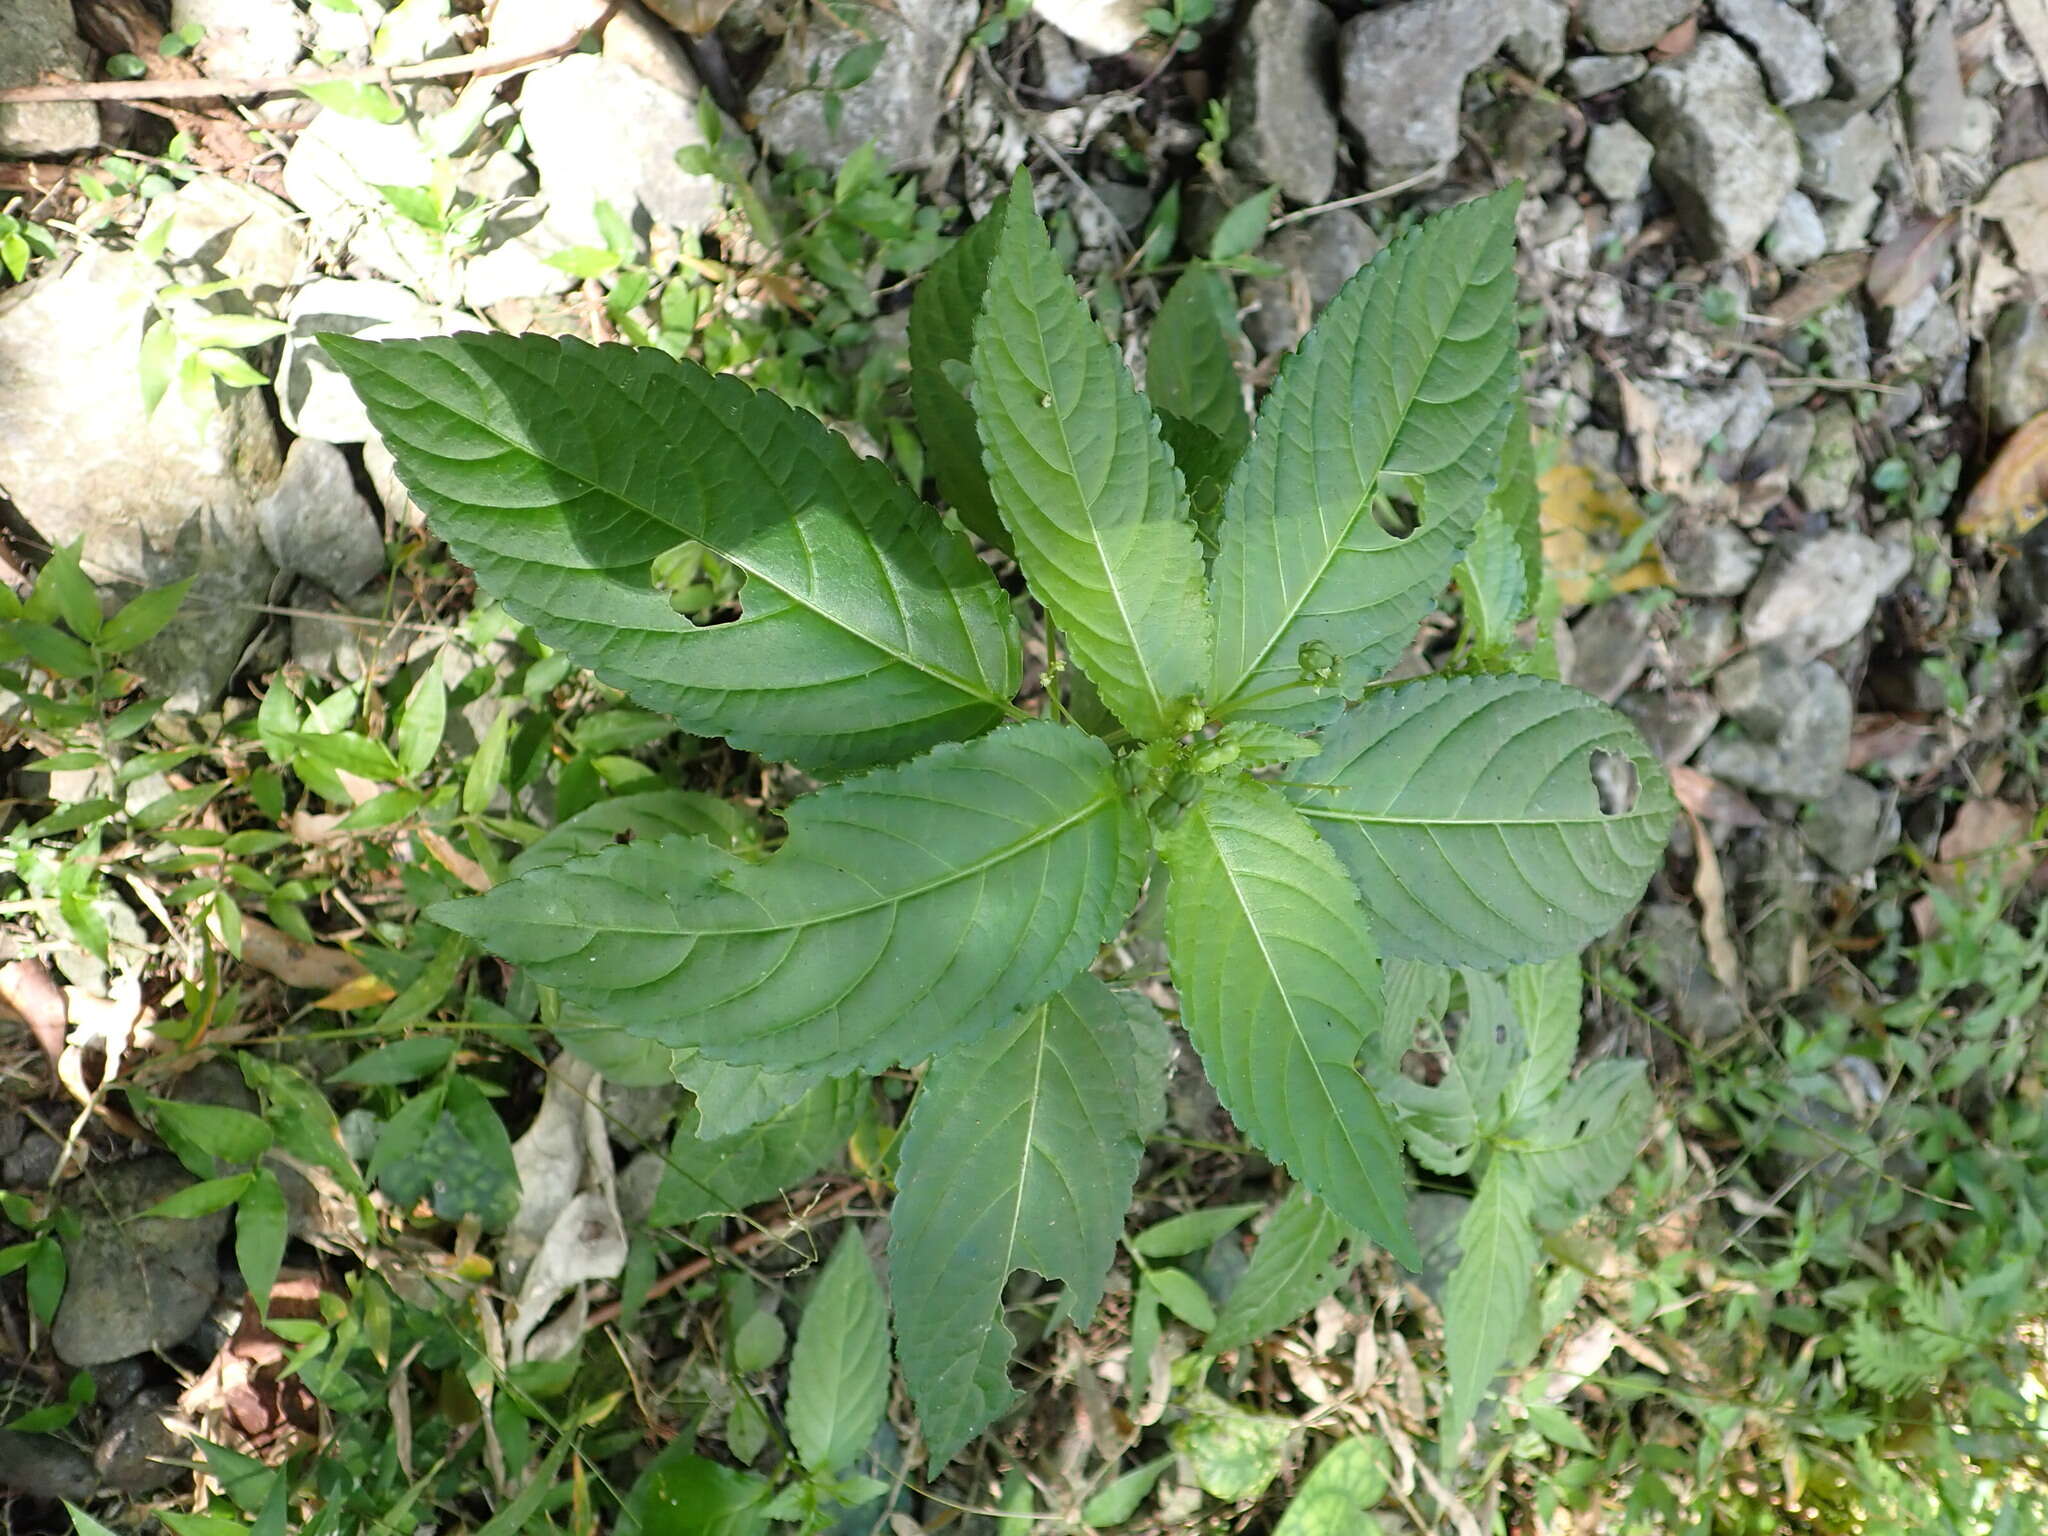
1161 776 1416 1266
1442 1159 1538 1454
889 975 1166 1466
909 195 1009 548
1287 673 1674 969
1081 1453 1174 1527
320 332 1019 773
1170 1389 1293 1501
1502 957 1579 1123
1208 1188 1357 1352
973 177 1211 741
1148 265 1249 530
787 1231 890 1477
1508 1059 1650 1230
1209 188 1522 727
1272 1438 1390 1536
654 1076 862 1224
439 721 1141 1075
618 1447 772 1536
675 1057 826 1140
511 789 760 874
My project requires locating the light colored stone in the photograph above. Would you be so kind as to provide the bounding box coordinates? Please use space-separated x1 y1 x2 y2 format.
1663 516 1761 596
1630 34 1800 259
1227 0 1339 205
1766 190 1827 267
278 277 484 443
1586 119 1653 203
1580 0 1696 53
1699 648 1852 799
1741 526 1910 661
1801 774 1898 875
1813 0 1901 109
1563 53 1646 97
1338 0 1550 181
1792 101 1889 205
1031 0 1153 54
1796 399 1859 515
157 175 307 302
174 0 308 79
0 0 97 156
1621 688 1720 764
1712 0 1829 106
0 249 281 708
258 438 384 597
280 95 445 290
1566 596 1655 701
1974 302 2048 437
1903 4 1964 152
750 0 975 171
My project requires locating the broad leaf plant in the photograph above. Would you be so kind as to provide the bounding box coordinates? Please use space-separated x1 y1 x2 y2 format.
324 176 1674 1464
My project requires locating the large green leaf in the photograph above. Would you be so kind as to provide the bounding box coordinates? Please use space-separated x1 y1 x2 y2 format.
909 197 1009 549
1441 1159 1538 1454
1208 1188 1357 1352
1160 776 1417 1266
786 1231 891 1478
1208 188 1522 727
1288 673 1673 970
321 332 1019 773
889 975 1166 1466
972 179 1211 741
435 721 1142 1076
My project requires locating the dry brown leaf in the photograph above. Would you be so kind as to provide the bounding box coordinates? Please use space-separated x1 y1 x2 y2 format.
0 957 68 1069
1848 712 1935 769
1865 214 1957 310
241 916 375 993
1978 158 2048 280
1764 251 1872 328
418 829 492 893
1668 764 1767 827
1937 797 2036 868
313 971 400 1012
1685 809 1742 994
2006 0 2048 94
1538 459 1669 606
1958 410 2048 540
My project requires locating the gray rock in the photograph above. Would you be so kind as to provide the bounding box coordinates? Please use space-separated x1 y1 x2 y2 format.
1621 688 1721 764
1800 774 1899 875
158 177 307 304
1731 824 1817 995
1503 0 1569 80
1244 210 1379 355
1792 101 1889 204
0 1429 97 1501
750 0 974 171
1712 0 1829 106
1566 597 1656 701
3 1127 60 1187
52 1156 231 1367
1716 359 1775 467
1630 34 1800 259
258 439 384 598
280 94 447 292
174 0 308 78
1634 902 1743 1039
1810 298 1871 380
1820 188 1880 252
363 432 426 531
1029 0 1152 54
1629 374 1744 477
1663 516 1761 596
1766 190 1828 267
1562 53 1647 97
1034 28 1093 102
0 0 97 156
1586 120 1654 203
1973 301 2048 436
1491 94 1575 191
1742 527 1910 661
94 1395 187 1495
1699 649 1852 799
1669 600 1737 677
1745 409 1817 487
1227 0 1339 205
0 249 281 710
1813 0 1902 109
1338 0 1535 180
1580 0 1696 52
1796 400 1861 516
1902 5 1963 152
279 278 483 444
290 579 392 683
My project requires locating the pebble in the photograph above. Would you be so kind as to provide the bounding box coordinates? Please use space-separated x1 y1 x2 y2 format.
1711 0 1830 106
257 438 385 599
1766 191 1829 268
1227 0 1340 205
1581 0 1697 53
1630 33 1800 259
1586 120 1654 204
51 1156 231 1367
1741 527 1912 662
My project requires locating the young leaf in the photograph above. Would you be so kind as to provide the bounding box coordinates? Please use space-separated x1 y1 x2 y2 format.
1161 776 1416 1266
320 332 1020 773
890 975 1166 1466
1209 187 1522 727
1208 1188 1357 1352
235 1167 288 1313
1509 1059 1651 1229
1128 1201 1264 1260
654 1076 862 1224
437 722 1142 1076
1287 673 1674 969
909 194 1010 548
100 578 191 653
1272 1438 1390 1536
1147 265 1250 527
674 1056 827 1141
1502 957 1580 1124
786 1231 890 1478
1149 1266 1217 1330
972 177 1211 741
1441 1159 1538 1455
1455 397 1541 658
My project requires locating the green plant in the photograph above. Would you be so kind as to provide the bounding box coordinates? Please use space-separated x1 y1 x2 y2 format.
318 175 1673 1464
1144 0 1214 52
0 199 58 284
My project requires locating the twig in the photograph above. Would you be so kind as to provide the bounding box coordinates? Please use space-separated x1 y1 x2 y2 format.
0 8 615 105
1267 162 1450 229
582 1180 867 1332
